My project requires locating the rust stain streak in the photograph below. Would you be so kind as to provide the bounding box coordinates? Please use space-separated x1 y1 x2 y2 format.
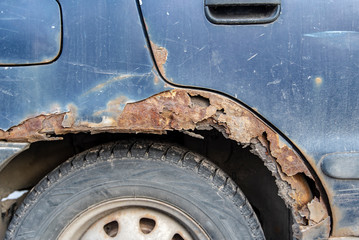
153 71 160 85
93 96 129 117
150 41 168 79
83 74 146 96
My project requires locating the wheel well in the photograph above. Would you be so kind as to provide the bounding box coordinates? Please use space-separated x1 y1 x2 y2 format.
0 88 330 239
0 130 291 239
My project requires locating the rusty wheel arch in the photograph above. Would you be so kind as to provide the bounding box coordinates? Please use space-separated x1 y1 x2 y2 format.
0 89 330 239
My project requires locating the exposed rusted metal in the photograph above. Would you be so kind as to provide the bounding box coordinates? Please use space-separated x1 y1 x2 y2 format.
307 197 327 224
0 89 330 238
0 114 65 142
150 41 168 79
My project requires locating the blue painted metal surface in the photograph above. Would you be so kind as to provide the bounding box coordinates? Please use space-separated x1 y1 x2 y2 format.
140 0 359 236
0 0 167 130
0 0 359 237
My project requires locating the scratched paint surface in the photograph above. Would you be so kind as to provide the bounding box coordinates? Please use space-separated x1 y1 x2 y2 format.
0 0 358 237
0 0 167 130
140 0 359 236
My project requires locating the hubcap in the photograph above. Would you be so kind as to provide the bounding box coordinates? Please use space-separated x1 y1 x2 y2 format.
58 198 209 240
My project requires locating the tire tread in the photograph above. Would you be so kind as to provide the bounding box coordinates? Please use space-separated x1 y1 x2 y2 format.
5 140 264 240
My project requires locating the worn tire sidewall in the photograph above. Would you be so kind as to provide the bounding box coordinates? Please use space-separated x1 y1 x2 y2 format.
11 158 255 240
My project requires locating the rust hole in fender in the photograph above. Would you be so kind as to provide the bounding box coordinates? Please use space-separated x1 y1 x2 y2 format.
0 89 330 239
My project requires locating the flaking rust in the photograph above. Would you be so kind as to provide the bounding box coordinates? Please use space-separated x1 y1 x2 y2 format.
150 41 168 78
0 89 330 238
0 114 65 142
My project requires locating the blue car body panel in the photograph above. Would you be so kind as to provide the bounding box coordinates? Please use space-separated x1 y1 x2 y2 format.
140 0 359 236
0 0 359 237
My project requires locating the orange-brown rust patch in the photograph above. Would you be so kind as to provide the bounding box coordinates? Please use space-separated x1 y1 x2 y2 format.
0 114 65 142
279 173 312 207
117 91 215 130
315 77 323 86
150 41 168 78
268 134 312 178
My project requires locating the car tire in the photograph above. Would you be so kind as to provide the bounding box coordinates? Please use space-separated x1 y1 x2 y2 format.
5 140 265 240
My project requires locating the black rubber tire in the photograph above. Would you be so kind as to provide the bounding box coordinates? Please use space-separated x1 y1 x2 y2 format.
5 140 265 240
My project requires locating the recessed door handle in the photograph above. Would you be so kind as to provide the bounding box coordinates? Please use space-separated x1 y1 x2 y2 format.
205 0 281 25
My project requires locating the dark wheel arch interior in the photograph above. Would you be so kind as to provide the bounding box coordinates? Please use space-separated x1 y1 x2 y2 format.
0 131 293 239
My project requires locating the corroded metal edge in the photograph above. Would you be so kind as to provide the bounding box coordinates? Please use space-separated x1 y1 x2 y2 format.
0 89 330 238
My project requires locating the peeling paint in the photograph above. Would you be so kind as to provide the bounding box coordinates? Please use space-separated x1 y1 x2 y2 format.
307 197 327 224
0 89 329 238
150 41 168 78
93 96 129 118
62 104 77 128
0 113 65 142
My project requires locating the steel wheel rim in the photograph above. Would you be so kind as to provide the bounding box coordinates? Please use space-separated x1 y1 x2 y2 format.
58 198 209 240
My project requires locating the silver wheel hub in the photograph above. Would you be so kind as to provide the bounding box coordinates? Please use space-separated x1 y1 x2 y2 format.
58 198 209 240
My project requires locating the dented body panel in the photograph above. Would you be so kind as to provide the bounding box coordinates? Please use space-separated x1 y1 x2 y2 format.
0 0 358 239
